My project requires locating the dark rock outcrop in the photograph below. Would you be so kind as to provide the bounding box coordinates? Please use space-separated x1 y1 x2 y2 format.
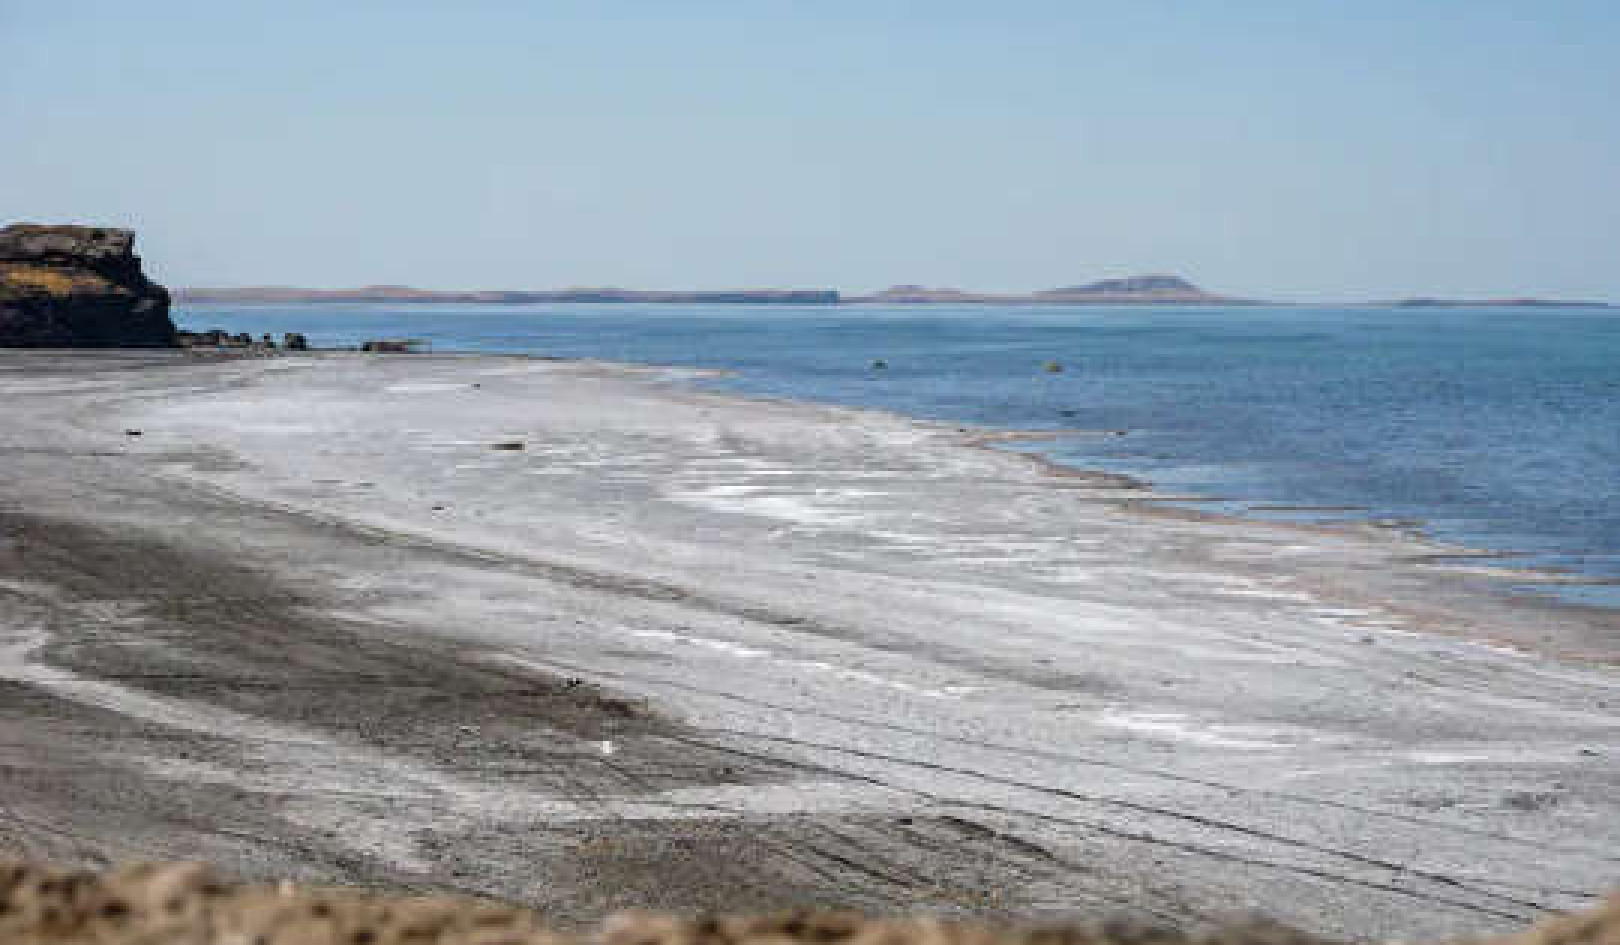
0 224 176 347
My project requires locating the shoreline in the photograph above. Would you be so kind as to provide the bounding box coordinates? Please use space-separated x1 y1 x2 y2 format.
66 340 1620 661
154 343 1620 644
169 300 1620 610
1 349 1616 938
183 313 1620 619
157 346 1620 665
65 340 1620 646
624 353 1620 631
674 383 1620 619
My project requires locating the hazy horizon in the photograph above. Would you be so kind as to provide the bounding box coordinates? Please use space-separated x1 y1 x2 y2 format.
4 2 1617 301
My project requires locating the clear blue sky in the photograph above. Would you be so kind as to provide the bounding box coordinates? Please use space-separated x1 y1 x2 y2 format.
3 1 1617 299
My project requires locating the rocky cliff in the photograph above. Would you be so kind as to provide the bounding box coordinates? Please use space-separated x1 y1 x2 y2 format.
0 224 176 347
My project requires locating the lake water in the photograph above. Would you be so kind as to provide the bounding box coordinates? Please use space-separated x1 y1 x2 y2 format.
176 302 1620 608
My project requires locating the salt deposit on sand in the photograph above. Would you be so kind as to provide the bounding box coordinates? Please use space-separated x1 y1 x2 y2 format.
0 351 1615 939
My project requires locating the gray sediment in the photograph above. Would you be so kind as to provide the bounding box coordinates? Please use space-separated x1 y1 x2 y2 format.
0 350 1615 937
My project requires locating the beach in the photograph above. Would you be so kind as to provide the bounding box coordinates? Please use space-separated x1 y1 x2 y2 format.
0 350 1615 937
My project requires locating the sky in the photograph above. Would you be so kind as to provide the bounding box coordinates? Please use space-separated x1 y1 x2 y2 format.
2 1 1618 300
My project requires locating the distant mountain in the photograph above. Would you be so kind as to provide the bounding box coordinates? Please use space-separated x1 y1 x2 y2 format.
1048 275 1200 294
178 280 1614 309
177 286 841 304
855 274 1242 304
180 277 1238 306
1032 274 1232 302
179 285 445 303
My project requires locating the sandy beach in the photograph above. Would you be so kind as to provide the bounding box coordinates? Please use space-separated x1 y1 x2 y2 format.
0 350 1615 938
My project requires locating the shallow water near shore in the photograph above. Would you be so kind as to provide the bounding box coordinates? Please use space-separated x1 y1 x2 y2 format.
176 302 1620 608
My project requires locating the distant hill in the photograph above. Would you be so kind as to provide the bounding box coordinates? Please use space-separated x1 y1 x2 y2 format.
177 275 1243 306
1033 274 1233 302
855 274 1243 304
1393 297 1613 309
177 286 842 304
176 280 1614 309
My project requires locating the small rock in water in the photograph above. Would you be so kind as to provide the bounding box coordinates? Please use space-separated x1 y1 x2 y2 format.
124 429 143 436
870 359 888 370
490 441 525 451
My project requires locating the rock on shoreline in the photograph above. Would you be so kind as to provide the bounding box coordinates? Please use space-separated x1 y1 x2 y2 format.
0 223 176 347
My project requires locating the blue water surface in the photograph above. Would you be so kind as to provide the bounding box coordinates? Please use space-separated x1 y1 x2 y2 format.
177 303 1620 607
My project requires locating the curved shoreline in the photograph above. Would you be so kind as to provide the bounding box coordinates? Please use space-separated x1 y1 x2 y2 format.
212 343 1620 652
156 342 1620 644
171 298 1620 609
572 353 1618 638
271 346 1620 661
658 365 1620 615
